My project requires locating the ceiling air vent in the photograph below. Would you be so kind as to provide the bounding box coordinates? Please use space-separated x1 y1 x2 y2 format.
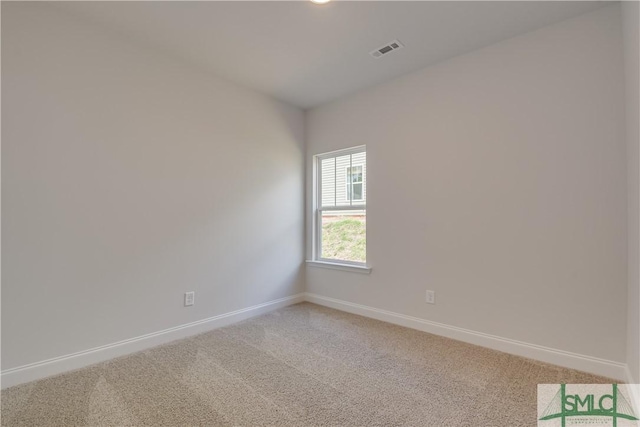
370 40 404 59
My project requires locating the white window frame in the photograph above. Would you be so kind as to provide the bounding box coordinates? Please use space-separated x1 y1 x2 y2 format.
310 145 369 272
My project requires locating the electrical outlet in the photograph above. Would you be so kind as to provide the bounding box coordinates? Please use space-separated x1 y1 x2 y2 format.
184 291 195 307
425 290 435 304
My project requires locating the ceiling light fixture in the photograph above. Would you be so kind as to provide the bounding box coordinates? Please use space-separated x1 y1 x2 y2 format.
310 0 331 4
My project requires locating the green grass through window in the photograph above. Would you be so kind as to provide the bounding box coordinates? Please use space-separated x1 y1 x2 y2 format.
321 217 366 263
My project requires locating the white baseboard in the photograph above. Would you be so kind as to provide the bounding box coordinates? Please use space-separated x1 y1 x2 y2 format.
1 293 305 389
304 292 628 381
2 292 630 390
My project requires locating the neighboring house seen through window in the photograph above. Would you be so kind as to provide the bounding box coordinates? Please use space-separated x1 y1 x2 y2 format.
314 146 366 265
347 166 363 202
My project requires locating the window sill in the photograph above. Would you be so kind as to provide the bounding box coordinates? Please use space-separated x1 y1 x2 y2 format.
306 260 372 274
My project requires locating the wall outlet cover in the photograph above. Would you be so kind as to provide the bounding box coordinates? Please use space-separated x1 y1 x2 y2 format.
426 290 435 304
185 291 195 307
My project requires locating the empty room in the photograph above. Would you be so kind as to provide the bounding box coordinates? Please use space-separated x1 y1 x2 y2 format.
1 0 639 426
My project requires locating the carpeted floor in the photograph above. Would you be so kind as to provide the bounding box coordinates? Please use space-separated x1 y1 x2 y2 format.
1 302 613 426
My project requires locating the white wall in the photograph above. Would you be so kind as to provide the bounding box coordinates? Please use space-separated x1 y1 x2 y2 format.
1 3 304 371
623 0 640 384
306 6 627 366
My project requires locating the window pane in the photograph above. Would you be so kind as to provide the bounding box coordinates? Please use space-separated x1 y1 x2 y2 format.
320 158 336 208
320 210 366 263
323 156 366 207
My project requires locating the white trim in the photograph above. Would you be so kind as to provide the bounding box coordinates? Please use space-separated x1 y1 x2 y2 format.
318 205 366 212
306 260 371 274
304 293 628 381
313 145 367 263
1 293 305 389
315 145 366 161
3 291 630 391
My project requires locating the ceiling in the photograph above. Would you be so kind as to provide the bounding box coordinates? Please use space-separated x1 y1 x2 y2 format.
55 1 611 109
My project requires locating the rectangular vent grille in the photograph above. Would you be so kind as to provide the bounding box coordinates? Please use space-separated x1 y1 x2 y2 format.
370 40 404 59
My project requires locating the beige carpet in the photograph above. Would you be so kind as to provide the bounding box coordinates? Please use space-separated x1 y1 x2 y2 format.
1 302 613 426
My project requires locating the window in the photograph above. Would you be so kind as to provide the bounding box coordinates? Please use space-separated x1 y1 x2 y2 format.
313 146 366 266
346 166 363 202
